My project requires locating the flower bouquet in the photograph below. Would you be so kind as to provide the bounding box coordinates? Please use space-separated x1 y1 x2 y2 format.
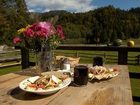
13 17 64 72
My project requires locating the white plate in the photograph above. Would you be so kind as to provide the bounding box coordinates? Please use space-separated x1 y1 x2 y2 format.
19 75 71 95
89 68 120 80
89 71 119 80
88 66 120 80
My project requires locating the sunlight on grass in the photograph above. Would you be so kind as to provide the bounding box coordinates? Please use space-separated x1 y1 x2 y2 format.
129 65 140 73
0 66 21 76
133 102 140 105
129 65 140 105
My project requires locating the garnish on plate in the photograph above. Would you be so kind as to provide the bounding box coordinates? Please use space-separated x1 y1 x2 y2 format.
24 74 68 91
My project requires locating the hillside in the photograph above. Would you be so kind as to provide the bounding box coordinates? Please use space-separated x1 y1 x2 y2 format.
35 6 140 44
0 4 140 44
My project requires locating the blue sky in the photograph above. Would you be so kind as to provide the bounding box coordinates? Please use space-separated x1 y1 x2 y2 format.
25 0 140 13
93 0 140 10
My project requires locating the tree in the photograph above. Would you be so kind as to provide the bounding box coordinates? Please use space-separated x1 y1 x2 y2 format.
0 0 30 45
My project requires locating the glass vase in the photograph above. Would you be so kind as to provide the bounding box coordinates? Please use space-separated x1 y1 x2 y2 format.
35 43 55 72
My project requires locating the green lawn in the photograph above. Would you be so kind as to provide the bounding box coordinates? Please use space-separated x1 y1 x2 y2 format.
129 65 140 105
122 38 140 46
0 65 21 75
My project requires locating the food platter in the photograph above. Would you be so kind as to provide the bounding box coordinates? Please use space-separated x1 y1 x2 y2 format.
88 66 120 80
19 72 71 95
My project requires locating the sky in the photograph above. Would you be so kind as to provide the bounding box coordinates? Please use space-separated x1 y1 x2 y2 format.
25 0 140 13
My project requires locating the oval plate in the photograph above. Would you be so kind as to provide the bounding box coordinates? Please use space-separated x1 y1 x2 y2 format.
19 73 71 95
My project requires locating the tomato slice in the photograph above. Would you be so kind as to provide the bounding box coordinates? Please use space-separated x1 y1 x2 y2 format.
28 84 37 88
38 84 45 89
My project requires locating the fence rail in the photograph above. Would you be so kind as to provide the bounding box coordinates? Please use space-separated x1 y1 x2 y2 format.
0 50 21 68
17 45 140 69
0 56 21 63
55 50 139 64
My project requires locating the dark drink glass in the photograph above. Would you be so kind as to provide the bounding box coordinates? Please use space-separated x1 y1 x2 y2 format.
93 56 103 66
74 65 88 86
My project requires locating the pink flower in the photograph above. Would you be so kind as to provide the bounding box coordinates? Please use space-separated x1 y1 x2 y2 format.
57 25 64 39
13 37 22 44
38 22 51 29
24 28 35 38
13 20 65 49
31 22 55 38
36 28 48 38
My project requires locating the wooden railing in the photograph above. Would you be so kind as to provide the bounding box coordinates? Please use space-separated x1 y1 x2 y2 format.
19 45 140 69
0 50 21 68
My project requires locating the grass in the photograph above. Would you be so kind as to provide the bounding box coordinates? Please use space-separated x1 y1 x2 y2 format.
0 50 140 105
0 65 21 76
122 38 140 46
129 65 140 105
129 65 140 73
131 77 140 105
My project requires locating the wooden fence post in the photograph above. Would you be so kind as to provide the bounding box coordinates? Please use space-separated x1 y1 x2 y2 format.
136 55 140 65
75 51 79 57
21 47 30 69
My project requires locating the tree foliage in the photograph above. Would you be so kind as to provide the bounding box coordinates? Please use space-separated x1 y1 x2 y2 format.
1 4 140 45
40 6 140 44
0 0 32 45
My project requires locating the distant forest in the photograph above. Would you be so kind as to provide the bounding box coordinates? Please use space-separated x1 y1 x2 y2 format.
41 6 140 44
0 0 140 45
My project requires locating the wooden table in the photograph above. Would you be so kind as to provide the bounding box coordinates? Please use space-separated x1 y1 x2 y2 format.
0 65 133 105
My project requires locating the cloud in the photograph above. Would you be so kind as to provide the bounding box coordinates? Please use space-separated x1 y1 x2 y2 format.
25 0 96 13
